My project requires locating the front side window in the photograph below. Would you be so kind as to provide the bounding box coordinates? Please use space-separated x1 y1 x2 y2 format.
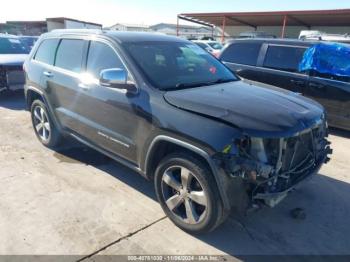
124 41 237 90
220 42 261 66
0 37 30 54
86 41 125 78
34 39 59 65
263 45 307 73
55 39 85 73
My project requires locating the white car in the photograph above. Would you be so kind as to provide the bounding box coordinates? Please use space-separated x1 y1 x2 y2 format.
299 30 350 43
192 40 223 57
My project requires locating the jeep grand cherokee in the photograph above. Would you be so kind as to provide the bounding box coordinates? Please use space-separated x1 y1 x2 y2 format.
23 30 332 233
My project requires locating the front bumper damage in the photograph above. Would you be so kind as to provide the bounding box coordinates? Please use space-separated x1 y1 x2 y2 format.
252 154 326 207
216 120 332 210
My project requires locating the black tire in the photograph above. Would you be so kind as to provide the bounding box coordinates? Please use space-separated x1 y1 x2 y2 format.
154 152 224 233
30 99 63 148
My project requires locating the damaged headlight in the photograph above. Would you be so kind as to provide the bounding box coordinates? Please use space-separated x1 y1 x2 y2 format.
221 137 276 182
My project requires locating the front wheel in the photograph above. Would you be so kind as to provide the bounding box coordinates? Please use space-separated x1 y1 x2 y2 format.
155 152 224 233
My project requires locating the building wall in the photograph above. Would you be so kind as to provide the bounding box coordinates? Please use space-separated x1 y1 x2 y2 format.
47 20 102 31
47 21 64 31
65 20 101 29
0 23 47 35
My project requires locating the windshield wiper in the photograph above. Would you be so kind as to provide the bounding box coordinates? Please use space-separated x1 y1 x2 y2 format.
208 78 236 85
162 78 236 91
175 82 210 89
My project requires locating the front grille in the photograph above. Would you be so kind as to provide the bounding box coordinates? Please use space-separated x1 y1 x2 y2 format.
0 65 25 88
278 124 325 188
282 130 314 173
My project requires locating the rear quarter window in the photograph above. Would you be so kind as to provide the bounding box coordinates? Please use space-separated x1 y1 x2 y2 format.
34 39 60 65
220 42 261 66
263 45 307 73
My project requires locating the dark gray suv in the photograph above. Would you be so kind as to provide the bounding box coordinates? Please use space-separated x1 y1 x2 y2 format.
24 30 332 233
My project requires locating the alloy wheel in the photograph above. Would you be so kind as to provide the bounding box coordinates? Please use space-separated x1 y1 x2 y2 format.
33 105 51 142
161 166 208 224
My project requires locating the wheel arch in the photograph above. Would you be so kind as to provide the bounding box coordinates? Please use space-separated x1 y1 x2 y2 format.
144 135 231 210
25 86 63 134
25 86 45 110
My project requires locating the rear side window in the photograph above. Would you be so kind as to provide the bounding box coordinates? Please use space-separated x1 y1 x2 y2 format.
220 42 261 66
34 39 59 65
55 39 85 73
86 41 125 78
263 45 307 73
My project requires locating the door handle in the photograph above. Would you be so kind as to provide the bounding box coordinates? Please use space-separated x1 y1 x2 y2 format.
78 83 90 90
43 71 53 78
309 82 324 89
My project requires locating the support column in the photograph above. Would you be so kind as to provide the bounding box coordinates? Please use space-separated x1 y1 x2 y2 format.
176 16 179 36
221 16 226 43
281 15 287 38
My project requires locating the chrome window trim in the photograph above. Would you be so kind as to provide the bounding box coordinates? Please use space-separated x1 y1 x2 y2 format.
31 35 138 91
224 61 308 77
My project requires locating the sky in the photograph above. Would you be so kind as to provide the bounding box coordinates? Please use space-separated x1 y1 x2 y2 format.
1 0 349 27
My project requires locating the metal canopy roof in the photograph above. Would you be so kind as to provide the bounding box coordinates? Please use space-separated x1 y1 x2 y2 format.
179 9 350 28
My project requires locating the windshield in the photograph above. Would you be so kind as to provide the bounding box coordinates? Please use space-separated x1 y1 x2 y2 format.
0 37 30 54
208 42 223 50
124 41 237 90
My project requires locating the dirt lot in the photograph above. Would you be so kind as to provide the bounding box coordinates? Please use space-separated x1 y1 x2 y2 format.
0 91 350 259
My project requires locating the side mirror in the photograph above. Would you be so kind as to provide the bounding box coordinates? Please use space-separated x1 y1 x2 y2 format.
99 68 136 92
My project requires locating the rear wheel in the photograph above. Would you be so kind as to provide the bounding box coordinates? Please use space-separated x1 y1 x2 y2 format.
30 99 63 148
155 152 224 233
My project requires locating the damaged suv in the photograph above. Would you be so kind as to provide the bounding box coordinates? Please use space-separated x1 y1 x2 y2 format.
24 30 332 233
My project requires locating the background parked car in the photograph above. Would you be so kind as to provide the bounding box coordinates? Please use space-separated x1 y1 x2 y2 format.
0 34 30 93
238 31 276 39
299 30 350 44
219 38 350 131
193 40 223 57
19 36 39 50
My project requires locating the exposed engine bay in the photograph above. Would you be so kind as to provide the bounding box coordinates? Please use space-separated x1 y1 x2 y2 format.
221 120 332 208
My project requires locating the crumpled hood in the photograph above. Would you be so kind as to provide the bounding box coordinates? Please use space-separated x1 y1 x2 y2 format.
164 79 324 138
0 54 27 66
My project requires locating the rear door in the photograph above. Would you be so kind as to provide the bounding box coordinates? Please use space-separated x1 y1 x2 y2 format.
220 42 265 82
257 44 309 93
306 73 350 130
26 38 60 97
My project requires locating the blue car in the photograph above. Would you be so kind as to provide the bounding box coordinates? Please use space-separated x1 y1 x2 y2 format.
0 34 30 93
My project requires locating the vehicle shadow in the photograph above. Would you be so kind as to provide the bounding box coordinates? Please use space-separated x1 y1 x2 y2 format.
0 90 26 110
53 144 350 256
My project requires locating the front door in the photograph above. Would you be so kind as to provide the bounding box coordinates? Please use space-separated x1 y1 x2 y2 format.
306 75 350 130
69 40 142 164
257 44 309 94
